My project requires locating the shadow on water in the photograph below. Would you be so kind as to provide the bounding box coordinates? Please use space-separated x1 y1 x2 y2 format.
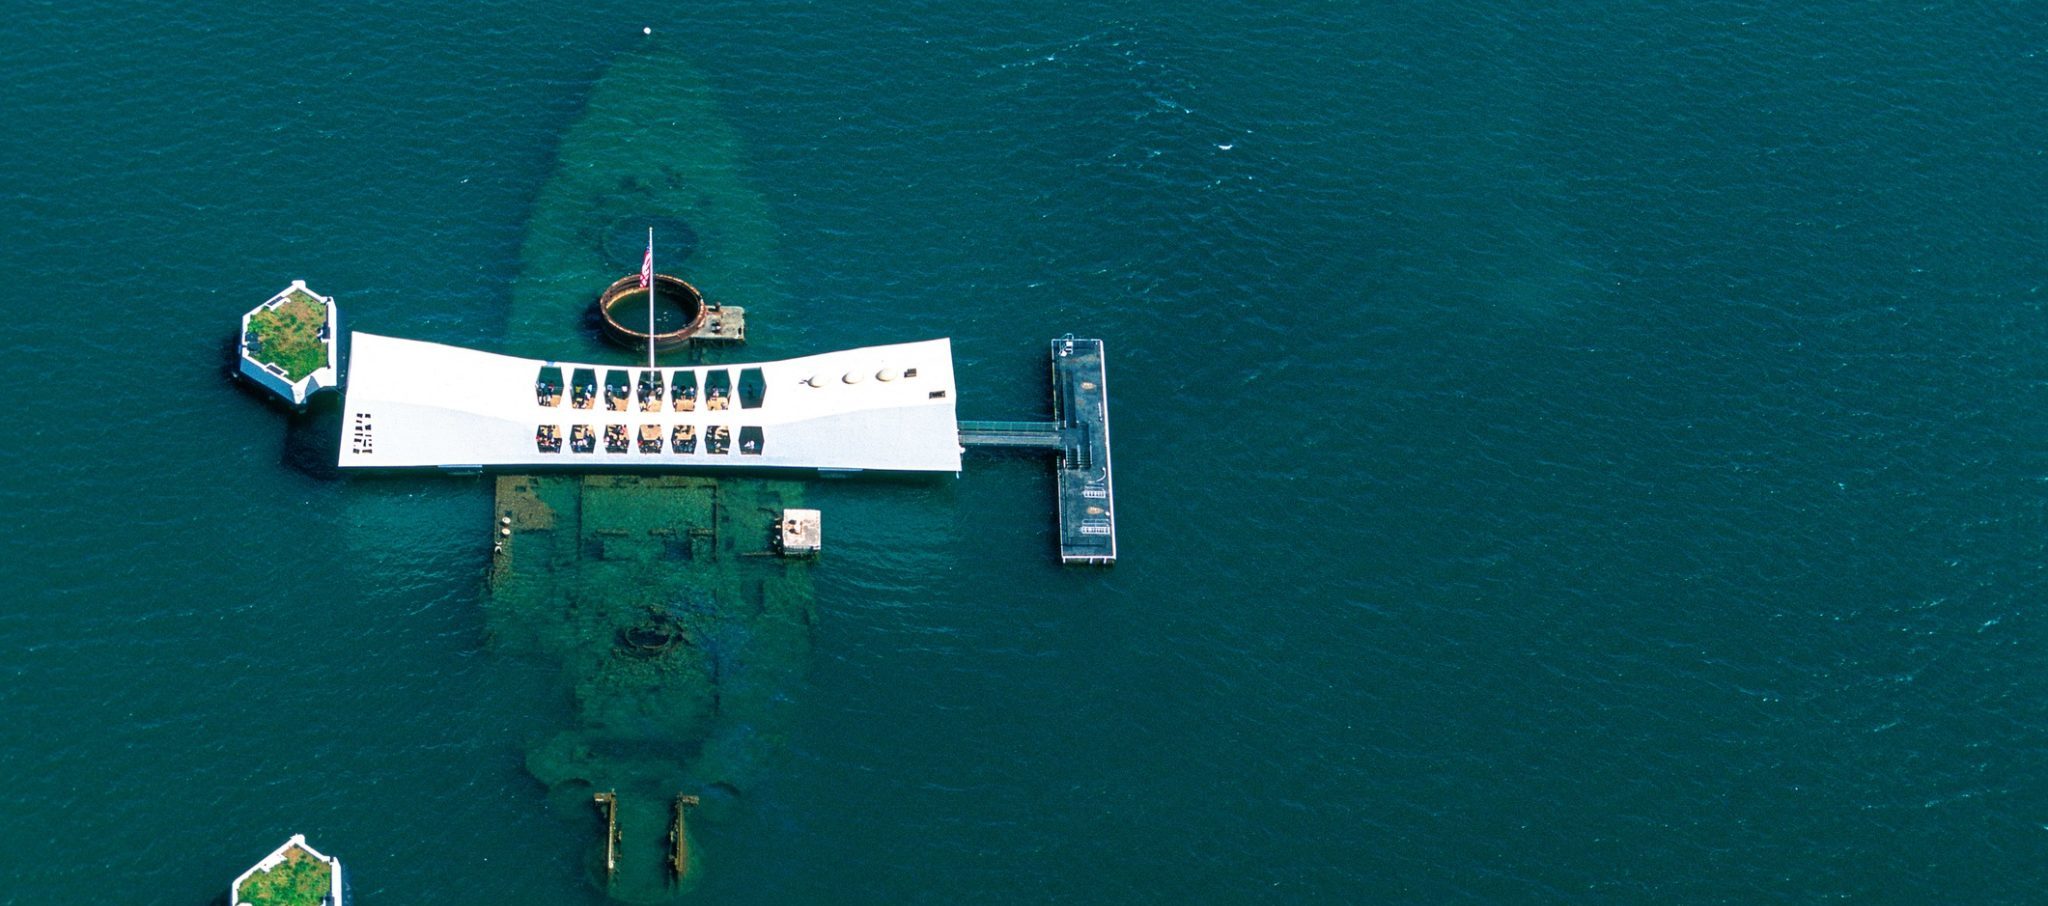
279 398 344 481
221 330 345 481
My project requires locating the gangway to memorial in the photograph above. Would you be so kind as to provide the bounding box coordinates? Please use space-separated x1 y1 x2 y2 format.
959 337 1117 565
957 420 1061 449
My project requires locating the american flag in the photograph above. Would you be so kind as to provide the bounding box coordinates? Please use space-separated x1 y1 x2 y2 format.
640 238 654 288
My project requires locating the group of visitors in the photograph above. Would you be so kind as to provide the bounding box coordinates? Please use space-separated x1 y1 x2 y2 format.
533 422 757 457
534 424 563 452
637 375 666 411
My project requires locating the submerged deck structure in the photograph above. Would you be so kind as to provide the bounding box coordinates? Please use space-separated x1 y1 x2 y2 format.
960 337 1116 564
488 472 811 898
339 333 960 472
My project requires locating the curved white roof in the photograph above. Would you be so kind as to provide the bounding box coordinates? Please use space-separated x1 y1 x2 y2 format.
339 332 961 472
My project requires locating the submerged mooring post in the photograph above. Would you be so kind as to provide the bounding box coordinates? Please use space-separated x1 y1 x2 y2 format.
594 791 620 881
669 794 700 881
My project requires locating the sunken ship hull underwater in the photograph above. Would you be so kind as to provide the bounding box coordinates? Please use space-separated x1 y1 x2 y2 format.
482 42 819 902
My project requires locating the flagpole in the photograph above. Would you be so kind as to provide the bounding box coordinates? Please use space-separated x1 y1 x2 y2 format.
646 227 657 370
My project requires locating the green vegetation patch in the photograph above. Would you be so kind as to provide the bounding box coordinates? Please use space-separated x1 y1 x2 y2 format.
237 846 331 906
247 290 330 382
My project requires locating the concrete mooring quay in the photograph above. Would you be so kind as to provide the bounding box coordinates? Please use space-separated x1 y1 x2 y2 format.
959 337 1116 564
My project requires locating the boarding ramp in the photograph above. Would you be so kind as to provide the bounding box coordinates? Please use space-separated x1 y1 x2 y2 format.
959 420 1062 449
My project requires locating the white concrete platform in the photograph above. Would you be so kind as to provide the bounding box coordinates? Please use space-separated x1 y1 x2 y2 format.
779 508 822 554
232 833 345 906
339 333 962 472
239 280 338 408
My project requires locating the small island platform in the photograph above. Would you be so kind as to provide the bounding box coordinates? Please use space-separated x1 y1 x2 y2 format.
239 281 338 409
231 834 345 906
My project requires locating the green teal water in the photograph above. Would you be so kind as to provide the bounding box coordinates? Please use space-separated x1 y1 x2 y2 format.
4 2 2048 902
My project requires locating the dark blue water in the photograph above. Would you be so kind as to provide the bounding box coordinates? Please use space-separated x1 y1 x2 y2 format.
4 1 2047 901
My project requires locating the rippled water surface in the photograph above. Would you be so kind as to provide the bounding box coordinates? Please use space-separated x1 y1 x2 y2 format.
4 2 2047 902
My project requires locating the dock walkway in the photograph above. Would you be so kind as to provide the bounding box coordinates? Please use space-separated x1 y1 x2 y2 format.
959 337 1116 564
958 420 1061 449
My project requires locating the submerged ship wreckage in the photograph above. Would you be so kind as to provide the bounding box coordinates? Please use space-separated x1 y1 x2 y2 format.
234 40 1112 903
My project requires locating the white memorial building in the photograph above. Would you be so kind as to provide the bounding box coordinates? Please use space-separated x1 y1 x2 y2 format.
338 333 962 473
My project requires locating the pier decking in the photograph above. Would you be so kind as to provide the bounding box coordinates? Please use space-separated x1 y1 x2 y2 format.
960 338 1116 564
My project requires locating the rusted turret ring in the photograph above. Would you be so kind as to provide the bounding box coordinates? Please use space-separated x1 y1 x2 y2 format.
596 273 707 352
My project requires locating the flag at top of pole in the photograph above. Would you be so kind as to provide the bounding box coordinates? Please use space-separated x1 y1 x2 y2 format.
640 233 654 288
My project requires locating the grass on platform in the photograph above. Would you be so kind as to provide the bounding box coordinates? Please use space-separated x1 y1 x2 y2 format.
237 846 331 906
247 290 329 382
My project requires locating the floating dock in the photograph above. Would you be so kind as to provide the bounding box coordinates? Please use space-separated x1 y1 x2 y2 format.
960 337 1116 564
